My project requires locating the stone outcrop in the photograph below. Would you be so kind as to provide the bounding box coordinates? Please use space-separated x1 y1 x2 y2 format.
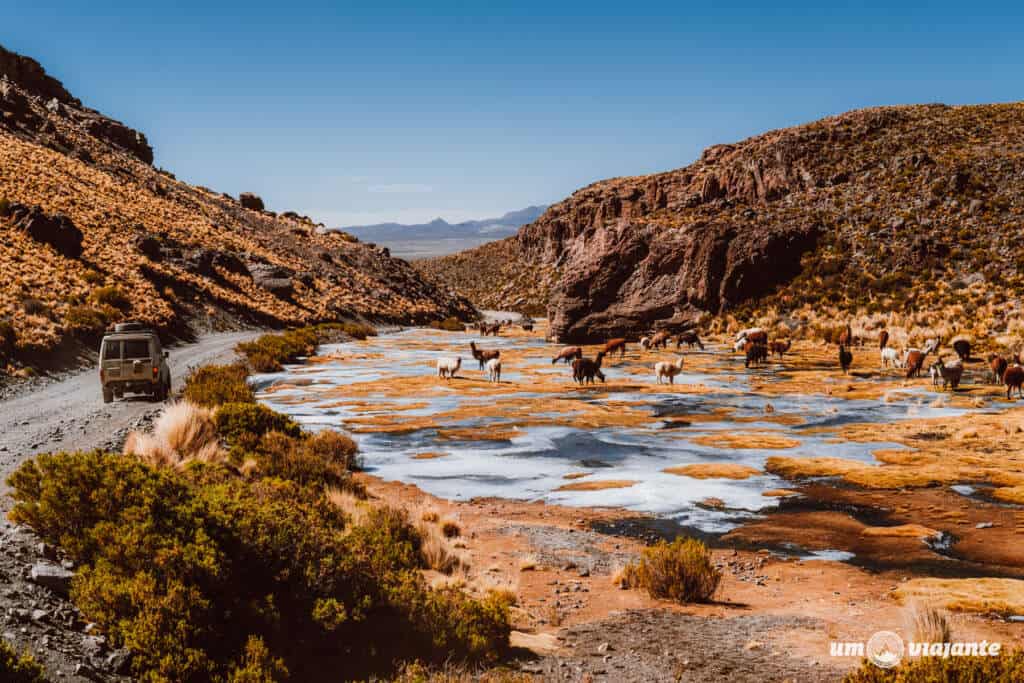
0 44 152 164
239 192 265 212
423 103 1024 342
5 203 84 259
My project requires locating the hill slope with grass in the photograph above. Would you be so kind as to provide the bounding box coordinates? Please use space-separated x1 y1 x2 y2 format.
418 103 1024 343
0 45 473 370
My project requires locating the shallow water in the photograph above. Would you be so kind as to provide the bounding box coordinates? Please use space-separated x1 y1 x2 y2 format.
254 328 978 533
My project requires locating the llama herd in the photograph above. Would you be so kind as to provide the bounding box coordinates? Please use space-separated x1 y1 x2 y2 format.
433 320 1024 399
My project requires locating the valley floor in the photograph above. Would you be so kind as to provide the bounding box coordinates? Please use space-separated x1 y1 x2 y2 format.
251 322 1024 681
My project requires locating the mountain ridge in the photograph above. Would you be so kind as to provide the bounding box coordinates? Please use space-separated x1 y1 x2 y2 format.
0 45 474 370
418 102 1024 342
341 205 548 241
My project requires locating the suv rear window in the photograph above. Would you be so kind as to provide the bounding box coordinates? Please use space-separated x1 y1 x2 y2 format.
124 340 151 359
102 340 121 360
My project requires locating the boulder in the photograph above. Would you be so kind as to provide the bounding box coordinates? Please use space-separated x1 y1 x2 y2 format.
10 204 84 259
239 192 265 211
29 561 74 595
248 262 295 297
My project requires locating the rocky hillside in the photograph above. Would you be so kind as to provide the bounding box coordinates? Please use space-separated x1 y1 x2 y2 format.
0 46 473 369
419 103 1024 342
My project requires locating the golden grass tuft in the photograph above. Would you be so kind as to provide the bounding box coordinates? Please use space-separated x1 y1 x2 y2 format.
764 456 867 479
124 401 222 468
906 601 952 644
618 537 721 603
762 488 800 497
412 451 448 459
664 463 761 480
894 578 1024 615
691 433 800 450
555 479 638 492
861 524 940 540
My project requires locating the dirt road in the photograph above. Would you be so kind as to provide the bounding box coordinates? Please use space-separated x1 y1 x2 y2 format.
0 330 258 501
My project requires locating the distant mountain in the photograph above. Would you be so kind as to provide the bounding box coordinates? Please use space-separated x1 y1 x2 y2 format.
341 205 548 243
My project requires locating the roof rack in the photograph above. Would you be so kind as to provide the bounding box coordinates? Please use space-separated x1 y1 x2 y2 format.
112 321 152 333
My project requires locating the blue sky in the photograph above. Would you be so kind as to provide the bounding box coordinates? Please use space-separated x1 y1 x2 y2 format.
4 1 1022 226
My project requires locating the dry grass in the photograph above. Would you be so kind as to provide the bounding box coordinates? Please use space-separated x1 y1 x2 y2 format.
905 601 952 643
860 524 940 540
691 433 800 450
894 578 1024 616
555 479 638 492
762 488 800 497
664 463 761 480
618 537 721 604
123 401 222 468
518 555 539 572
326 486 371 527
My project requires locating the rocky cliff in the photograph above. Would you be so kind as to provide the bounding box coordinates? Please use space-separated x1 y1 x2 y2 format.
0 45 473 367
420 103 1024 342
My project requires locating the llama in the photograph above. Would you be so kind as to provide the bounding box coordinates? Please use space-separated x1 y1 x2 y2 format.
469 341 500 370
838 344 853 374
1004 365 1024 399
603 338 627 358
952 338 971 362
744 341 768 368
640 336 652 351
769 340 791 359
650 331 671 349
676 331 705 350
654 356 685 384
988 354 1008 385
930 358 963 390
551 346 582 365
734 327 765 352
485 357 502 383
837 323 853 347
904 340 939 379
880 347 902 368
437 357 461 380
572 351 606 385
879 329 890 350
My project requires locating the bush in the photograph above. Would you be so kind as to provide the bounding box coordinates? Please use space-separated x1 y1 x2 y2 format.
843 648 1024 682
7 451 510 681
237 328 320 372
0 640 45 683
429 317 465 332
63 305 112 334
247 430 356 489
619 537 721 603
216 402 302 445
338 321 377 340
89 286 131 311
182 364 254 408
81 269 105 285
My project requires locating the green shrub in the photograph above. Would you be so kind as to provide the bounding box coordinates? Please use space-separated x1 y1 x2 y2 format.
89 286 131 311
338 321 377 340
81 269 105 285
63 305 113 334
619 537 720 603
248 430 357 489
216 402 301 445
7 451 509 681
429 317 465 332
843 648 1024 682
0 640 45 683
183 364 254 408
237 328 320 372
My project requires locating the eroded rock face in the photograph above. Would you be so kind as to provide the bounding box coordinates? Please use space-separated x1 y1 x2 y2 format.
6 203 84 259
239 192 265 212
0 44 153 164
548 221 820 342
